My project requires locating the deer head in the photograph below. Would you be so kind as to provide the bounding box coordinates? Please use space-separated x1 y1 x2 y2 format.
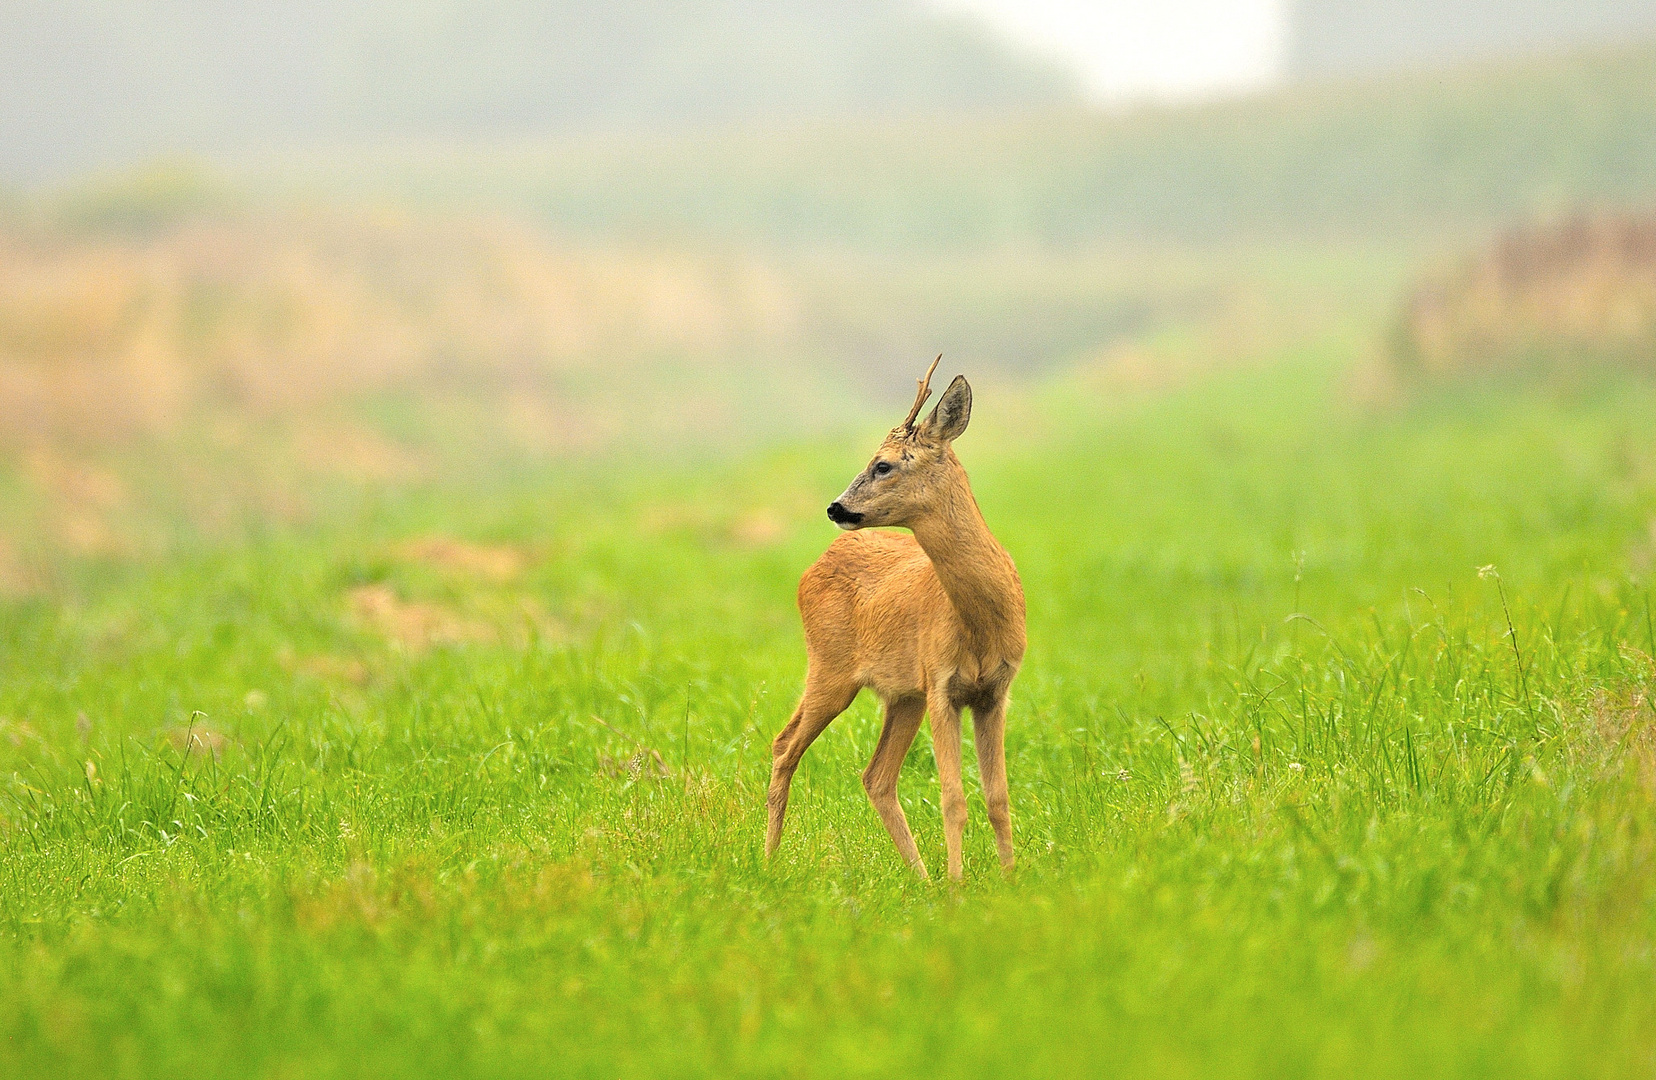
827 356 973 530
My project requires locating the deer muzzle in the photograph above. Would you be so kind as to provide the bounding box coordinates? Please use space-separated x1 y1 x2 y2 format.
826 501 864 528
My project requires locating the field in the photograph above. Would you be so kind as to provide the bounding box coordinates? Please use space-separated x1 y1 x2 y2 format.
3 337 1656 1075
5 36 1656 1079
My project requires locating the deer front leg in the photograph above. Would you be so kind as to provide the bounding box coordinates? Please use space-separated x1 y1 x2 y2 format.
927 689 968 881
862 695 928 878
971 697 1014 872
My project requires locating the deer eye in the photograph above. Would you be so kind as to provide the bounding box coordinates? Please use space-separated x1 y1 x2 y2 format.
873 461 894 477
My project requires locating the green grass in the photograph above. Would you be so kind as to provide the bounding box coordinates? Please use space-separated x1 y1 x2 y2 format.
2 351 1656 1077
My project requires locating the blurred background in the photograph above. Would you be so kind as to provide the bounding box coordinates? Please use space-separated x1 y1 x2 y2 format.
3 0 1656 588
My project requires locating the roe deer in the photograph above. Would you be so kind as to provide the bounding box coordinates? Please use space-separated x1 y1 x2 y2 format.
765 357 1026 880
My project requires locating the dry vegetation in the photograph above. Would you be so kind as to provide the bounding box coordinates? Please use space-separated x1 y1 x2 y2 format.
1397 212 1656 379
0 213 799 454
0 212 810 578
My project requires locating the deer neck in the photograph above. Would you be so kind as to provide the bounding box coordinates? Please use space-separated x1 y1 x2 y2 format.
908 461 1021 647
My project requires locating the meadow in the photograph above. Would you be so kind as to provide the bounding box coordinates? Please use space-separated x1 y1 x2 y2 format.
2 339 1655 1076
5 37 1656 1078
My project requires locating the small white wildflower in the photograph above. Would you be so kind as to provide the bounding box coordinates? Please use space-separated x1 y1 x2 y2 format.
1288 762 1304 773
1116 768 1131 783
338 818 354 840
1477 565 1498 580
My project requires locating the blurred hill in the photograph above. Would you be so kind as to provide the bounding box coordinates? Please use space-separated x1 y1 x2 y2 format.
0 0 1077 182
1289 0 1656 78
249 41 1656 246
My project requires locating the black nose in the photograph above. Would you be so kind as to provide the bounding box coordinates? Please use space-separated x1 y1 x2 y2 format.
826 502 863 525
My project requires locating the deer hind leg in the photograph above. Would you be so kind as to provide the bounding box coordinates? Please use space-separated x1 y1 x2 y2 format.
861 695 929 879
928 689 968 881
765 673 858 858
971 697 1015 872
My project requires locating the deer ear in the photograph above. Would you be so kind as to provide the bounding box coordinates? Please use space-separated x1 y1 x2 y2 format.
920 375 971 442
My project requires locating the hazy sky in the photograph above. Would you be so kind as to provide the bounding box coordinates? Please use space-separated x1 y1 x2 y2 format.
929 0 1287 101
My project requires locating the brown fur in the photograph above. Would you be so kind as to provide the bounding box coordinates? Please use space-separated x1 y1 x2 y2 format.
765 367 1026 879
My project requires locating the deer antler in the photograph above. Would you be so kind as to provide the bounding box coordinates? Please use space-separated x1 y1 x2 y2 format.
902 354 943 433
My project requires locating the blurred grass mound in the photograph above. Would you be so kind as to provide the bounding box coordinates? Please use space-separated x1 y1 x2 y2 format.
0 209 802 458
0 205 821 578
1396 213 1656 382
